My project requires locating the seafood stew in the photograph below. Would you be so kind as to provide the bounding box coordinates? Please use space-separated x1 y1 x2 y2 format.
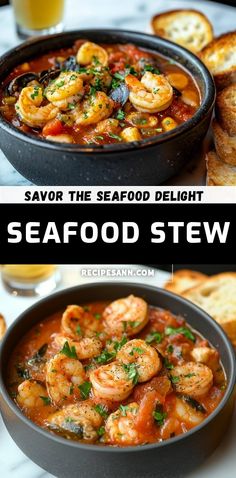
0 40 200 146
7 295 226 447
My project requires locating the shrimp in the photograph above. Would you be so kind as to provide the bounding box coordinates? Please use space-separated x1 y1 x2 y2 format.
95 118 120 135
103 295 148 337
174 397 205 427
90 361 134 401
125 72 173 113
16 380 48 408
46 401 103 442
191 347 220 372
45 72 84 110
73 91 114 126
61 304 100 338
77 41 108 67
53 334 103 360
170 362 213 398
117 339 161 383
46 353 86 406
105 403 144 445
16 86 59 127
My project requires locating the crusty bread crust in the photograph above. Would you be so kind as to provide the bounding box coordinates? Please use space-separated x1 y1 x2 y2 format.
0 314 6 340
183 273 236 342
199 31 236 90
151 9 213 54
213 120 236 166
215 84 236 136
164 269 207 294
206 150 236 186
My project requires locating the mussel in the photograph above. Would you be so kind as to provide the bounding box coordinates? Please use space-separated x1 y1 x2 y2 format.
55 55 80 72
109 83 129 106
38 68 61 87
7 72 39 95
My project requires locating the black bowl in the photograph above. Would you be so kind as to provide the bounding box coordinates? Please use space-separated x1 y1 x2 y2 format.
0 29 215 185
0 282 235 478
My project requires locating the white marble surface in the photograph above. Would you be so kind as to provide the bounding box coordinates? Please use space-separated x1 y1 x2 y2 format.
0 0 235 185
0 264 236 478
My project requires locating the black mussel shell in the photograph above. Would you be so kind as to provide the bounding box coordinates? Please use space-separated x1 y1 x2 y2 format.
173 87 182 97
109 83 129 106
56 55 81 72
7 72 39 95
39 68 61 87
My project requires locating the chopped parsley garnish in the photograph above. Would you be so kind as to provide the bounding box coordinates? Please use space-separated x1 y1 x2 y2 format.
143 65 160 74
113 336 127 352
76 325 82 336
116 109 125 121
92 56 100 66
108 132 122 141
163 358 174 370
68 103 75 110
170 375 180 384
40 396 51 406
69 384 74 395
60 341 77 359
114 72 125 81
184 373 196 378
97 426 105 436
55 80 65 88
78 381 92 399
129 347 144 356
128 320 140 329
165 326 196 342
95 349 116 364
167 344 174 354
153 408 167 426
123 363 139 385
119 404 130 416
145 331 163 344
30 86 40 100
95 135 104 141
94 313 101 320
94 404 108 418
153 88 160 94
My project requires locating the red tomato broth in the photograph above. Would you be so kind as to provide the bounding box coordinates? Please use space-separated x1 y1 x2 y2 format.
0 41 200 146
7 298 226 446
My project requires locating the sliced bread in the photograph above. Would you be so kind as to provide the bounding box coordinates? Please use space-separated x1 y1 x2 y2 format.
215 84 236 136
151 9 213 54
183 273 236 342
212 120 236 166
206 150 236 186
165 269 207 294
0 314 6 340
199 31 236 90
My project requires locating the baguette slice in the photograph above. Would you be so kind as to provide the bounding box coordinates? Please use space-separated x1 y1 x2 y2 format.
199 31 236 90
213 120 236 166
183 273 236 342
206 150 236 186
0 314 6 340
151 9 213 54
165 269 207 294
215 84 236 137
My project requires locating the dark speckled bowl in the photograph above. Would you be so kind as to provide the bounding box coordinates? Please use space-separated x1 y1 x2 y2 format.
0 282 235 478
0 29 215 185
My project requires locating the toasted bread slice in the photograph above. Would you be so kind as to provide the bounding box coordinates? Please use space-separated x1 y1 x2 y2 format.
183 273 236 342
0 314 6 340
215 84 236 136
165 269 207 294
151 9 213 54
206 150 236 186
199 31 236 90
212 120 236 166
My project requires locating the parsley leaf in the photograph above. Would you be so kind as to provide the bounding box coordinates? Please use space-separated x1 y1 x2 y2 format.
165 326 196 342
95 349 116 365
123 363 139 385
116 109 125 121
94 404 108 418
153 408 167 426
108 132 122 141
170 375 180 384
60 341 77 359
97 426 105 436
78 381 92 399
119 404 130 416
145 331 163 344
40 396 51 405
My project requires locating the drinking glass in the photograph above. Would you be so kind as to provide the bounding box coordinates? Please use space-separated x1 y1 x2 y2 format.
11 0 65 39
1 265 60 296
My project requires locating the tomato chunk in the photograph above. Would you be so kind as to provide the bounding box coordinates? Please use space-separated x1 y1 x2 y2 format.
42 119 64 137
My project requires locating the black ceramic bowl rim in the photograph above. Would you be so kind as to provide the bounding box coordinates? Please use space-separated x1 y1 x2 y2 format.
0 29 215 155
0 282 235 455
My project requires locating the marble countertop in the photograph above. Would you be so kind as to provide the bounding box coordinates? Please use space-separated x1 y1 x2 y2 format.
0 264 236 478
0 0 236 185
